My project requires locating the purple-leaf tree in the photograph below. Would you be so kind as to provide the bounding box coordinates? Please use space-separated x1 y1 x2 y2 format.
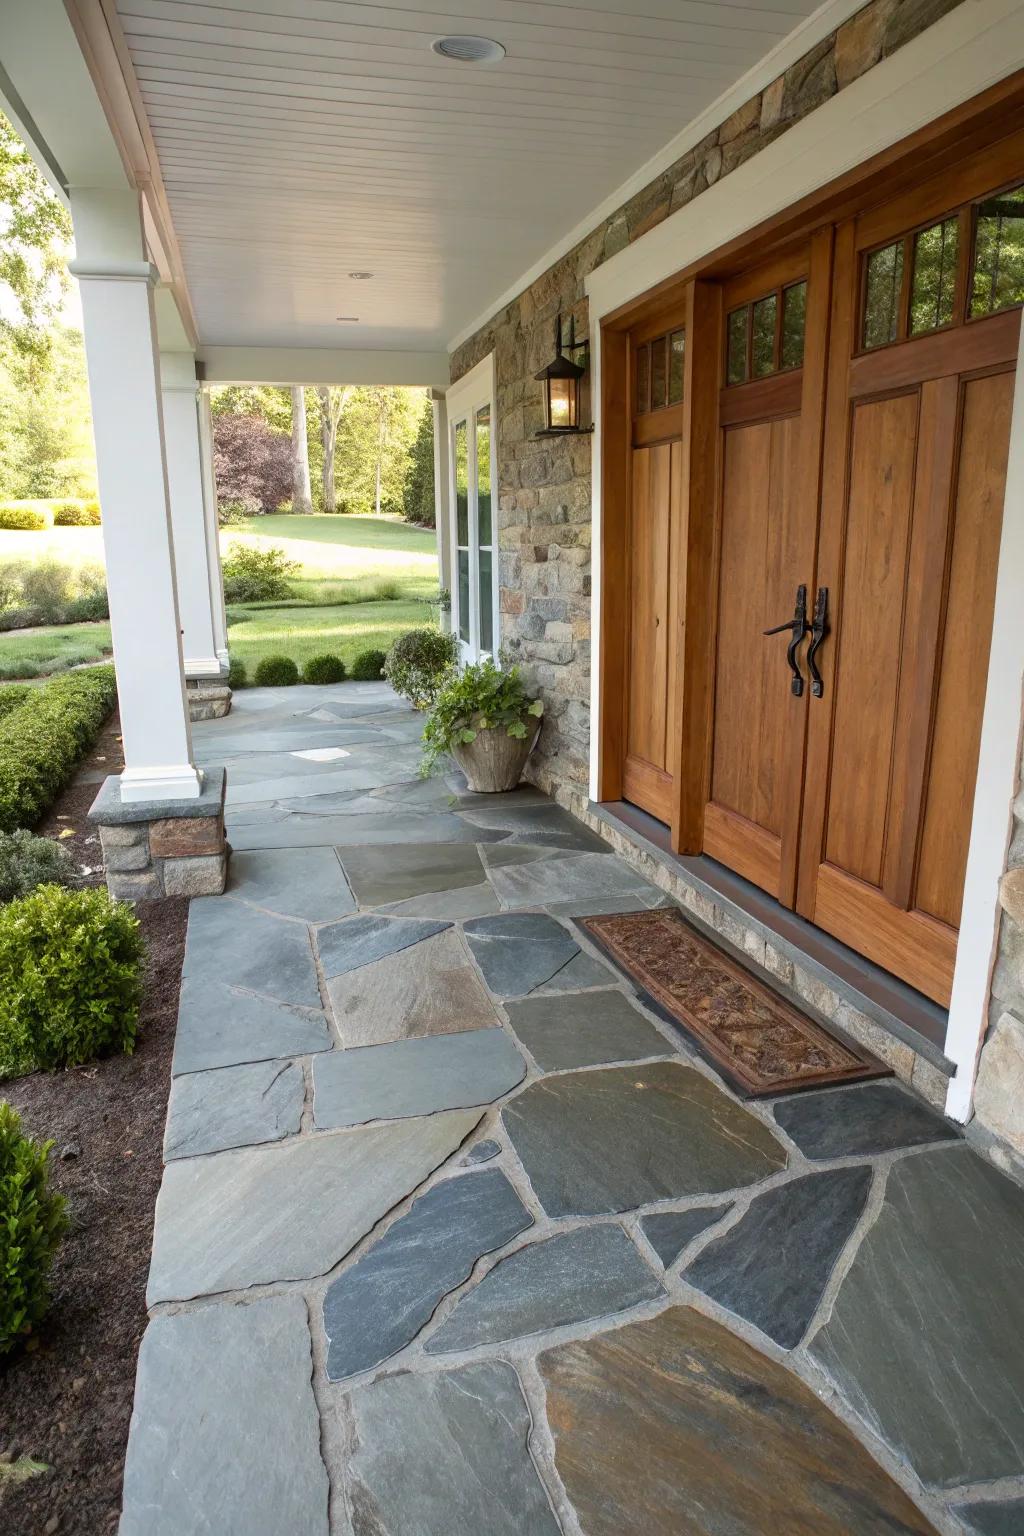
212 411 292 518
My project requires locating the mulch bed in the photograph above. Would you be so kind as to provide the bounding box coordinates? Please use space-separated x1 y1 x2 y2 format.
1 712 189 1536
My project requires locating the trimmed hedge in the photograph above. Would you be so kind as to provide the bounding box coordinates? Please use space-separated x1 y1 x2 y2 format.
0 666 117 833
0 505 52 531
52 500 101 527
0 1103 68 1354
302 653 346 685
0 884 144 1079
350 648 387 681
226 656 247 689
0 685 32 722
254 655 299 687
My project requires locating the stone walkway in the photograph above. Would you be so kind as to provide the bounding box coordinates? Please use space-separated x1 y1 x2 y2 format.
120 684 1024 1536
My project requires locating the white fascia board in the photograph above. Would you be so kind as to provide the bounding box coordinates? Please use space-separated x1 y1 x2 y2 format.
445 0 869 354
199 347 450 389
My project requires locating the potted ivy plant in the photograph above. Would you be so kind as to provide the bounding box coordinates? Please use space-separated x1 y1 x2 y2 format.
420 658 544 791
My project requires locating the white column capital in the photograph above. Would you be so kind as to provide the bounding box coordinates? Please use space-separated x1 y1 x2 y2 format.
68 259 159 285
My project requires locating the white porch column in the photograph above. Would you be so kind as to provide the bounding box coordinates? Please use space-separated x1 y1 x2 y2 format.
69 188 201 801
198 387 229 664
160 353 222 677
431 390 451 632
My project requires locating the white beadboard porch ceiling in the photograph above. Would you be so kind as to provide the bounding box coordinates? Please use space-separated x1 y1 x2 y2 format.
114 0 828 353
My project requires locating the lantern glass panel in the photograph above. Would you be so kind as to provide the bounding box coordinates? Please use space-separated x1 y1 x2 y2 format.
548 376 574 429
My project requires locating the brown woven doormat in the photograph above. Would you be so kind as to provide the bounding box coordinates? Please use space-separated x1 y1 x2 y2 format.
577 908 891 1099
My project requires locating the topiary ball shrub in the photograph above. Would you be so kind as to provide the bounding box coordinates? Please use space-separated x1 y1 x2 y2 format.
350 648 387 682
384 627 459 709
0 1103 68 1355
302 653 347 685
0 830 75 903
226 655 247 689
253 654 299 687
0 885 145 1080
0 504 51 531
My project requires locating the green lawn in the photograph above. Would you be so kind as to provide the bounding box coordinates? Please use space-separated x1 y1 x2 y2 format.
0 513 440 679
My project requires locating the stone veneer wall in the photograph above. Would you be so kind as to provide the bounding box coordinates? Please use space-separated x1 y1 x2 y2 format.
970 788 1024 1181
450 0 964 800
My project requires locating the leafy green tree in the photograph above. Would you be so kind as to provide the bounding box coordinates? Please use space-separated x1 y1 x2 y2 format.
403 399 435 526
0 113 72 362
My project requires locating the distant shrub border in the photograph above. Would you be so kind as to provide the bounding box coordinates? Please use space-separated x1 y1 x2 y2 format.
0 666 118 833
350 648 387 681
0 1103 68 1355
303 653 346 684
253 654 299 687
0 505 52 531
52 500 101 527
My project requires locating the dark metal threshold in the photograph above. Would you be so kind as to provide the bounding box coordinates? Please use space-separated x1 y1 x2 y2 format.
591 798 954 1076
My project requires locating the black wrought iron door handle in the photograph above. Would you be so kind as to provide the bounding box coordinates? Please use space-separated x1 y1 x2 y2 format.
763 583 809 697
807 586 829 697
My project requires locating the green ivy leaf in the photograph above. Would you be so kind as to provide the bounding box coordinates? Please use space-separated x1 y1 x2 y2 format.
459 727 477 743
507 722 527 739
528 699 544 717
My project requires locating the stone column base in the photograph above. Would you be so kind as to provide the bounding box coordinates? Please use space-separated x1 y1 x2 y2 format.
186 677 232 721
88 767 228 900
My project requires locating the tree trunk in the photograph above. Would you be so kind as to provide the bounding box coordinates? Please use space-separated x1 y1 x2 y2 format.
317 386 336 513
290 385 313 515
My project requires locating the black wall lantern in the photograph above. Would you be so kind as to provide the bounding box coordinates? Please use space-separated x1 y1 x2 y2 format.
534 313 592 436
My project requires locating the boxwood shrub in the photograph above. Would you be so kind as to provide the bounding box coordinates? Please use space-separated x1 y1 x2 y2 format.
0 666 117 833
350 648 386 681
226 655 247 689
52 499 101 526
0 885 144 1079
302 653 346 684
0 684 32 722
0 1103 68 1354
0 830 75 903
383 628 459 708
254 654 299 687
0 504 52 531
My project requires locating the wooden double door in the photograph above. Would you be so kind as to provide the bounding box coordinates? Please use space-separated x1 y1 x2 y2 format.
619 140 1021 1005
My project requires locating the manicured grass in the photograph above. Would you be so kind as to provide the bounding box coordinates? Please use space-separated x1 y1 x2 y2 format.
224 514 437 600
0 620 112 680
0 525 106 570
226 599 432 673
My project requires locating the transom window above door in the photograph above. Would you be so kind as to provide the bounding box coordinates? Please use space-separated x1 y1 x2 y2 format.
635 329 685 413
861 179 1024 350
725 279 807 386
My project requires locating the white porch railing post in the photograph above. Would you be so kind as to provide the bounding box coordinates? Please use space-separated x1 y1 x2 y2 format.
160 353 222 678
198 387 229 665
69 188 201 802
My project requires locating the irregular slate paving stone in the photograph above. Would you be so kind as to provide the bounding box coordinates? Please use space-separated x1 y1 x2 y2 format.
685 1167 873 1349
147 1107 483 1304
958 1500 1024 1535
503 1062 787 1217
532 948 616 993
327 927 501 1046
772 1079 959 1159
427 1223 663 1354
227 846 356 923
343 1361 561 1536
379 883 503 919
486 850 662 910
172 980 331 1075
323 1168 533 1379
120 1296 328 1536
810 1146 1024 1487
480 843 565 869
316 912 450 979
461 1138 502 1165
338 841 490 905
639 1204 731 1269
163 1059 304 1160
539 1307 939 1536
183 897 321 1009
457 801 609 847
464 912 581 997
506 989 669 1070
313 1029 526 1127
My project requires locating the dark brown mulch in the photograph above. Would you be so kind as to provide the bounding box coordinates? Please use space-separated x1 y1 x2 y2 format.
1 712 189 1536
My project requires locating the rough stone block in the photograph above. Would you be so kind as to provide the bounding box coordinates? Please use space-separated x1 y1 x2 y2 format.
150 815 223 858
104 842 151 873
162 853 227 897
974 1012 1024 1156
835 2 885 86
100 823 149 850
108 871 163 902
1000 865 1024 928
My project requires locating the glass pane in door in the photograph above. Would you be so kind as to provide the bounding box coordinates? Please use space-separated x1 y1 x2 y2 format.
476 407 491 544
478 550 493 653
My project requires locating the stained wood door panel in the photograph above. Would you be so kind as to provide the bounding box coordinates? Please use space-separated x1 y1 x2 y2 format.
812 864 959 1004
702 802 781 895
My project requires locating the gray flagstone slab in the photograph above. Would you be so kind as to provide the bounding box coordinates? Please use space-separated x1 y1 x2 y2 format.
323 1168 533 1379
810 1146 1024 1486
227 847 355 922
120 1296 328 1536
313 1029 526 1127
172 980 330 1076
316 913 451 979
771 1080 959 1160
164 1059 304 1159
343 1361 561 1536
427 1223 663 1354
640 1205 732 1268
379 883 503 918
183 897 321 1009
533 948 617 993
959 1500 1024 1535
486 850 662 909
147 1108 482 1304
337 842 489 905
463 912 580 997
461 1138 502 1165
685 1167 873 1349
506 990 669 1070
327 927 501 1046
503 1062 787 1217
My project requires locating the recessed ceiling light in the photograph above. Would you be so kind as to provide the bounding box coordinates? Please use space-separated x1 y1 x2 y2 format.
431 35 506 65
348 270 373 280
336 316 359 323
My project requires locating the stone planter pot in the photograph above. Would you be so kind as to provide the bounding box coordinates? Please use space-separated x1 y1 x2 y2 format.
451 721 540 793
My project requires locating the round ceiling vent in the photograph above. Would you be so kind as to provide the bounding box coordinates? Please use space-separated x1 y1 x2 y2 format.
431 35 506 65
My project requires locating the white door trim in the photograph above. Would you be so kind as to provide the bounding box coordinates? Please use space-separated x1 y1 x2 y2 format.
446 353 499 664
582 0 1024 1119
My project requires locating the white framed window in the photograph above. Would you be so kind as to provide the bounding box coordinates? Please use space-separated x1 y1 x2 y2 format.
446 355 499 663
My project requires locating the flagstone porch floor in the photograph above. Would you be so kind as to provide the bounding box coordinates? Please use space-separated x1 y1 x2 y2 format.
119 683 1024 1536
